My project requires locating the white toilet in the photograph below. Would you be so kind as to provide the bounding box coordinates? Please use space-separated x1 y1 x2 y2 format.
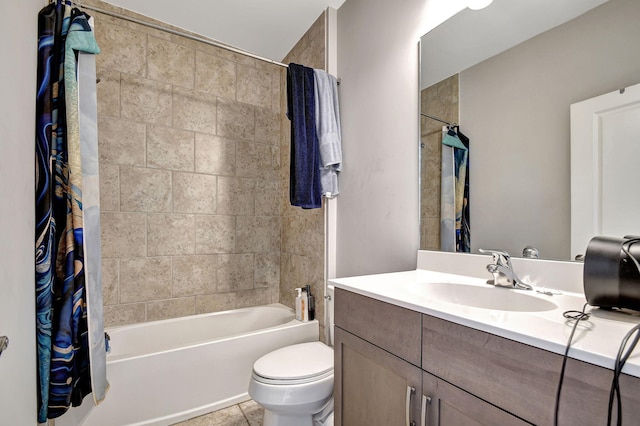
249 286 335 426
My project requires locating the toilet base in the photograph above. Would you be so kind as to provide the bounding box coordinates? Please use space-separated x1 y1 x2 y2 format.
263 409 314 426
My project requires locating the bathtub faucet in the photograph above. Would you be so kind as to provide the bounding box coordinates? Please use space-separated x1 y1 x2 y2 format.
479 249 532 290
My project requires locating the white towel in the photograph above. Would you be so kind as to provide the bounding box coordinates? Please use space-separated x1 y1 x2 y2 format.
313 69 342 196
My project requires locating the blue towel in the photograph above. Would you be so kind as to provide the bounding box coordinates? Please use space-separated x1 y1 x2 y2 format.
287 63 322 209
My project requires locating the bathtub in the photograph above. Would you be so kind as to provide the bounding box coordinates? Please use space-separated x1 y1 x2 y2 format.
56 304 318 426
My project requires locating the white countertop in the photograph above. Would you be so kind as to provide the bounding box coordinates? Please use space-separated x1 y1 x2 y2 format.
330 269 640 378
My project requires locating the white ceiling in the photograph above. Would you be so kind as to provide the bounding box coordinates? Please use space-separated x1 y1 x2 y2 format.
104 0 347 62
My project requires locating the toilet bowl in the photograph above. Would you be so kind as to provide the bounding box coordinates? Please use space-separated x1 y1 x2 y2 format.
249 286 335 426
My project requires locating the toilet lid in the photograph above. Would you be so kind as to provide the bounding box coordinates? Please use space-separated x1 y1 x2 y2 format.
253 342 333 383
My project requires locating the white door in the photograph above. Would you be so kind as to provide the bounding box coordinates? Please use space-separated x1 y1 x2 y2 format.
570 82 640 259
0 1 40 424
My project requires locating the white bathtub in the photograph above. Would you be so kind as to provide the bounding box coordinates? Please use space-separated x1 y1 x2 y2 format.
57 304 318 426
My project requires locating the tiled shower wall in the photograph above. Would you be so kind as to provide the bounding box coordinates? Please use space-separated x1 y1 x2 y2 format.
89 0 285 326
420 74 459 251
279 14 328 339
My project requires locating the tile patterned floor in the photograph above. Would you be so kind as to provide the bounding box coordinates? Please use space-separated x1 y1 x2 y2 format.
173 400 263 426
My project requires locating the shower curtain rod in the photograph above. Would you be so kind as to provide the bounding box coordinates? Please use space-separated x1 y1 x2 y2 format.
65 1 289 69
421 113 457 127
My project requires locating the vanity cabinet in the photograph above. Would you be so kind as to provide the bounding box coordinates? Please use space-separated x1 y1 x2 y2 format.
335 287 640 425
334 288 422 426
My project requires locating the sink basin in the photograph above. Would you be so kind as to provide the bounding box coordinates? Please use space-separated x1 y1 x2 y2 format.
415 282 557 312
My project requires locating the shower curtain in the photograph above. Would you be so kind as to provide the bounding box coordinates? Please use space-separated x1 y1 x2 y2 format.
35 1 106 421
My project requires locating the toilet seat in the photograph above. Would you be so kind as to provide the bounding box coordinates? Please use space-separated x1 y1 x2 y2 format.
253 342 334 385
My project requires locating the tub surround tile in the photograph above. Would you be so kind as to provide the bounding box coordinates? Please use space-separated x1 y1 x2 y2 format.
99 163 120 212
237 65 272 109
236 216 281 253
95 24 146 76
195 215 236 254
172 87 217 133
100 212 146 258
195 51 237 100
172 255 218 297
254 253 280 289
147 36 195 89
236 141 278 181
120 166 172 213
195 293 236 315
217 254 254 292
101 258 119 306
255 107 281 145
103 303 146 328
147 297 196 321
98 118 146 166
172 172 216 214
120 257 172 303
216 177 255 216
121 75 172 125
235 288 271 309
195 134 236 176
146 125 195 171
254 181 280 216
217 98 255 140
96 70 121 118
147 214 195 256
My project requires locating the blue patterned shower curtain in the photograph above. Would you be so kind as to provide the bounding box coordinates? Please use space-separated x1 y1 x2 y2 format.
35 1 106 421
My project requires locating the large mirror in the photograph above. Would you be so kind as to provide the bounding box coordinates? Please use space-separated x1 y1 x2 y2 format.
419 0 640 261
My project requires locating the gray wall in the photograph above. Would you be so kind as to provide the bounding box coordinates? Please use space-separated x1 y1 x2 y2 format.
335 0 425 277
460 0 640 260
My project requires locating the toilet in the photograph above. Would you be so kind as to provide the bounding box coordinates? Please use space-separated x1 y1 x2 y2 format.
248 286 335 426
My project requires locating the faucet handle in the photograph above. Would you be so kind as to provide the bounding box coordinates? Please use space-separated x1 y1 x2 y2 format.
478 249 512 268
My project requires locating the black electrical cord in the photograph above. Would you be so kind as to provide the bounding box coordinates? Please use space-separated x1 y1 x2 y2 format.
554 302 591 426
607 322 640 425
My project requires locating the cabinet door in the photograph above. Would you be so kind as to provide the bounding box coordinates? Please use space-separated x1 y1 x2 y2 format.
335 327 422 426
422 372 530 426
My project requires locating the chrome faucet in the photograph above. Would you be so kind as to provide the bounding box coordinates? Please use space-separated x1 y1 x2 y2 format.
479 249 532 290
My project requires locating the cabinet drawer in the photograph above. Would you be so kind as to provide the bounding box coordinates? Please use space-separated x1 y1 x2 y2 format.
422 313 640 425
335 288 421 366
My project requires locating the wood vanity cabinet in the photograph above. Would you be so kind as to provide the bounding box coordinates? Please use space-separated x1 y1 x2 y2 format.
335 288 640 426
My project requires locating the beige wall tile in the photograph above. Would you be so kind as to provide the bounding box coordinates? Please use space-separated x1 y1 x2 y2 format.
217 98 255 140
147 214 195 256
101 258 119 305
195 134 236 176
98 118 146 166
195 293 236 314
147 298 195 321
100 212 146 258
195 215 236 254
216 176 255 215
121 75 172 125
254 253 280 289
173 172 216 214
103 303 146 328
282 215 323 257
120 257 172 302
195 50 236 99
217 254 254 292
147 125 195 171
172 87 216 133
120 166 172 212
97 70 120 118
255 180 280 216
237 65 272 108
236 141 277 181
272 70 283 114
95 23 146 76
255 107 281 145
147 36 195 89
235 288 271 309
172 255 218 297
236 216 281 253
99 163 119 212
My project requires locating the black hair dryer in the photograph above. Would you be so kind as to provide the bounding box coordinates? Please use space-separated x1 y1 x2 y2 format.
583 236 640 312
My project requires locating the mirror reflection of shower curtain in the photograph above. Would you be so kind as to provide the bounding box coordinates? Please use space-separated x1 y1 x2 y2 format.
440 126 470 252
